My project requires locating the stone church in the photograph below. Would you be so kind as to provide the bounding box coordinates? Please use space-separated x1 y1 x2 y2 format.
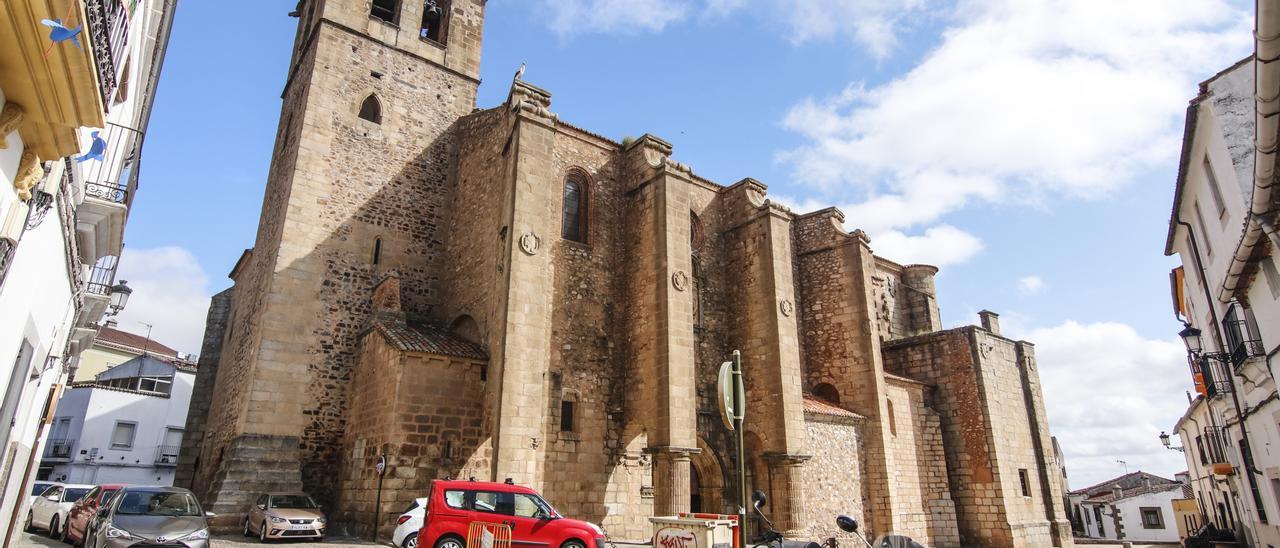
175 1 1073 547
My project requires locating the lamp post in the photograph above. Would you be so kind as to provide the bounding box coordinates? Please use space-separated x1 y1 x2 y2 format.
1159 431 1184 452
107 280 132 316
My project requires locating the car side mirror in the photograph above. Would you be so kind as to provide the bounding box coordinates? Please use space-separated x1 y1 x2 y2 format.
257 504 266 510
205 511 217 519
46 495 59 501
97 507 110 518
836 515 858 533
751 490 767 509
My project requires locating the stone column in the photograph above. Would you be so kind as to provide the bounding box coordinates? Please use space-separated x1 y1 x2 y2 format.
651 448 695 516
764 454 810 534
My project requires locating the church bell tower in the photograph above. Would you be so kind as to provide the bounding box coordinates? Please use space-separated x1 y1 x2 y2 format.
179 0 487 525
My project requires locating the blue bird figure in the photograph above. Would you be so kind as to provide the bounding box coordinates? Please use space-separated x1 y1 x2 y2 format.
75 131 106 163
41 19 82 50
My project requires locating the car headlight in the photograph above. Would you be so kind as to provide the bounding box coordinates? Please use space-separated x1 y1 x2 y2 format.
315 517 326 524
270 516 287 523
179 528 210 541
587 522 605 535
105 526 136 539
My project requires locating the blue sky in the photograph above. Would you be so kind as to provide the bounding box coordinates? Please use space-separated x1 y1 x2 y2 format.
116 0 1255 488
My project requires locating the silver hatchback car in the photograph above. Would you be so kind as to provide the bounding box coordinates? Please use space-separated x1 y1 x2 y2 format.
84 486 213 548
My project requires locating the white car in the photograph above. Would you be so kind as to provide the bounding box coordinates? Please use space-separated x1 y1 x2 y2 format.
392 497 428 548
26 481 57 508
24 483 92 538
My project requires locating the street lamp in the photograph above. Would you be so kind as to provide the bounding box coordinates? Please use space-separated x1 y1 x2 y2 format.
107 280 132 316
1179 323 1204 355
1159 431 1184 452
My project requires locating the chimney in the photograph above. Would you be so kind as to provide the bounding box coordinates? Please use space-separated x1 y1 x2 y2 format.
979 310 1000 335
1112 485 1123 500
105 318 118 329
371 273 405 322
1144 478 1153 492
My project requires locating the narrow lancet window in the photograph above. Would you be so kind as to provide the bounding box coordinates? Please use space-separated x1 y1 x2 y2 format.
371 0 399 23
420 0 449 43
562 175 588 243
359 95 382 124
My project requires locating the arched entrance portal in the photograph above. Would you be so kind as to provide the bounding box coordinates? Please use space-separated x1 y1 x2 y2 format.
690 438 725 514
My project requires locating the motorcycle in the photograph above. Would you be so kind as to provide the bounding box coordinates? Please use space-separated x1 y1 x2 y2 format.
750 490 927 548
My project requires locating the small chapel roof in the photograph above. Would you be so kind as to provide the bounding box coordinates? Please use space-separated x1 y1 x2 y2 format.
803 397 864 420
371 319 488 361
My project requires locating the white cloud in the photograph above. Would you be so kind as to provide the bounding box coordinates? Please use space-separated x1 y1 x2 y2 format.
111 247 212 356
544 0 928 58
870 224 983 266
540 0 690 36
1022 321 1193 489
779 0 1251 260
1018 275 1046 295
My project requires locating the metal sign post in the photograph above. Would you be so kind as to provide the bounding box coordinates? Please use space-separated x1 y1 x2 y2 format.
718 351 747 548
373 454 387 542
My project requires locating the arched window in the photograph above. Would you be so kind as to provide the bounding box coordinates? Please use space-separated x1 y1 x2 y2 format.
813 383 840 405
359 94 382 124
886 399 897 436
561 174 588 243
371 237 382 265
371 0 399 23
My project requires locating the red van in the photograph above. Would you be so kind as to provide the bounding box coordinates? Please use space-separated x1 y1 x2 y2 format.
416 480 605 548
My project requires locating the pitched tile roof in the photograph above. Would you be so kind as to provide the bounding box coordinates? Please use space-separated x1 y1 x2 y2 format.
1084 482 1183 504
803 397 864 420
372 319 488 361
94 327 180 357
1068 471 1177 497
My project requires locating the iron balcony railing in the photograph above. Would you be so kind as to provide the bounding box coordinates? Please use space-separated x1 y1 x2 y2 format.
1202 427 1229 465
84 0 130 106
1200 355 1234 398
78 122 142 208
1223 304 1265 369
0 238 14 289
45 438 74 459
154 445 179 465
84 182 128 204
85 256 117 296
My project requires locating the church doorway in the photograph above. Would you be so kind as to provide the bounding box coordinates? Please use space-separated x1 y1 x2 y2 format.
690 439 725 514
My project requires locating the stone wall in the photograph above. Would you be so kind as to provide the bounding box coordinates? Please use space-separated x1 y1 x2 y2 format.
883 376 959 547
802 411 866 539
173 288 232 493
336 331 488 538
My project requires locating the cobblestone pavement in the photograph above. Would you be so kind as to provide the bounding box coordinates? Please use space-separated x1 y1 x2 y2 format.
10 532 385 547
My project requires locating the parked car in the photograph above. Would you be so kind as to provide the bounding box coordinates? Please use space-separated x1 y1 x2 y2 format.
25 483 92 538
416 480 605 548
64 484 125 546
83 486 212 548
243 492 327 541
393 497 430 548
27 480 56 506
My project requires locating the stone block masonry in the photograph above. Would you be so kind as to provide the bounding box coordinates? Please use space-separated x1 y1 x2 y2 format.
179 3 1072 546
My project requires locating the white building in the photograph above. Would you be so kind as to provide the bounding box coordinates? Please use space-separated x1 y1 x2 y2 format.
1077 480 1186 543
1164 3 1280 546
0 0 175 542
42 355 193 486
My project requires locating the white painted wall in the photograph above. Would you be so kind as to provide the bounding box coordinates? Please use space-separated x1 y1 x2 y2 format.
1114 489 1183 543
47 368 194 486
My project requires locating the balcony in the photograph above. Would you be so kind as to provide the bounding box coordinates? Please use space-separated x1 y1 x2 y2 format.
1200 356 1234 398
0 0 106 159
1223 303 1265 370
44 438 74 460
154 445 179 466
1202 427 1234 475
78 256 116 327
75 122 142 264
0 238 14 288
84 0 129 106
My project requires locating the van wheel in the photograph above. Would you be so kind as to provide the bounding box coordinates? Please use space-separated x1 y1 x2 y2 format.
48 516 60 538
563 540 587 548
404 534 419 548
435 535 465 548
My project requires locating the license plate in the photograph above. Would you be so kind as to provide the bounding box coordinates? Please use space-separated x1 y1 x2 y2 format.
290 524 313 530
